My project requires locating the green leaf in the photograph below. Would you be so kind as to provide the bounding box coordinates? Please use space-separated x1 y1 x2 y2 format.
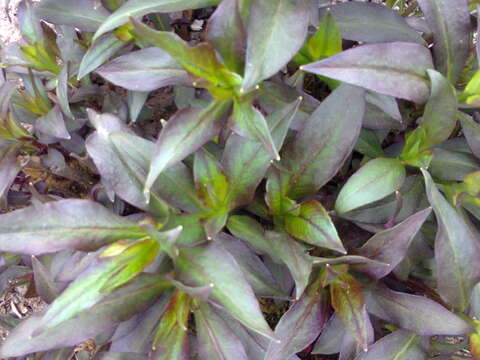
429 148 480 181
330 272 370 352
0 199 145 255
174 242 275 339
283 84 365 199
56 64 74 120
242 0 310 90
0 274 170 358
319 2 424 44
152 291 191 360
422 169 480 311
132 19 240 92
355 330 427 360
35 0 110 32
78 34 127 80
222 98 300 207
336 158 406 214
206 0 246 74
285 200 346 254
93 0 221 41
417 0 470 84
294 11 342 65
265 166 298 217
227 216 312 299
417 70 457 149
232 97 279 160
194 301 249 360
144 100 230 201
301 42 433 104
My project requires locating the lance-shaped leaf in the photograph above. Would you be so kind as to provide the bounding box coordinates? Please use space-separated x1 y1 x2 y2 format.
144 100 230 201
132 20 239 89
312 314 345 355
85 111 171 217
32 256 60 304
319 2 424 44
39 239 161 331
35 0 110 32
206 0 246 74
195 301 249 360
57 64 73 120
265 165 299 217
265 280 328 360
336 158 406 215
363 91 403 130
0 274 170 358
36 105 70 140
460 112 480 159
96 353 149 360
78 34 127 81
232 98 279 160
96 47 190 92
227 216 312 298
0 144 21 199
422 169 480 311
417 0 470 84
93 0 221 41
174 242 275 339
353 207 431 279
223 98 301 207
355 330 428 360
294 11 342 65
0 200 145 255
301 42 433 104
283 84 365 199
365 286 471 335
331 272 370 352
285 200 346 254
216 233 284 298
128 91 149 122
242 0 310 90
428 148 480 182
417 70 457 149
151 291 191 360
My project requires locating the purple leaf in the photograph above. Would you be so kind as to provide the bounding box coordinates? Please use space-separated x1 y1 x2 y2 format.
0 199 145 255
353 207 432 279
460 113 480 160
417 0 470 83
365 286 471 335
301 42 433 104
283 84 365 199
35 105 70 140
32 255 60 304
422 169 480 311
265 281 328 360
195 301 249 360
0 144 21 200
96 47 190 92
312 314 344 355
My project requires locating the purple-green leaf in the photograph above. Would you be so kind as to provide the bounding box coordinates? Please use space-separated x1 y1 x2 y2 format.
422 169 480 311
195 301 249 360
301 42 434 104
353 207 431 279
355 330 428 360
460 112 480 159
0 199 145 255
417 0 470 84
174 242 275 339
242 0 310 90
285 200 346 254
365 286 471 335
93 0 222 41
319 2 424 44
0 274 169 358
0 144 21 199
32 255 60 304
283 84 365 199
35 105 70 140
206 0 246 74
144 100 230 201
96 47 190 92
336 158 406 215
265 280 328 360
312 314 344 355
